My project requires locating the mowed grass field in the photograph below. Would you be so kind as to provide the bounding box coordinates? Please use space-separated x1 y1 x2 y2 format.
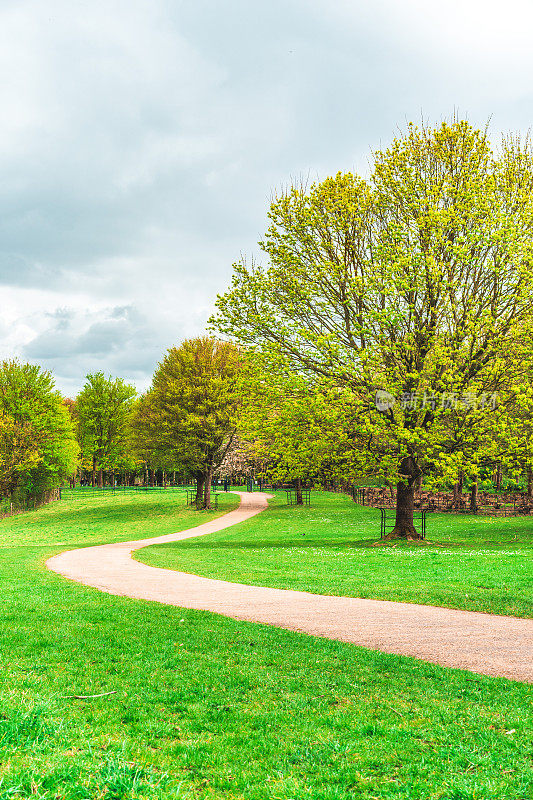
140 491 533 619
0 489 531 800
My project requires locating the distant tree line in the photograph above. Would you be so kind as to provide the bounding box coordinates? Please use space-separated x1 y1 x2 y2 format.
0 338 244 511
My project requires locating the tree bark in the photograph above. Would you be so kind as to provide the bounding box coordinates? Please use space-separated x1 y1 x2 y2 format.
203 467 214 509
92 456 96 488
386 456 423 539
195 474 205 507
453 469 464 507
527 465 532 498
470 480 478 513
495 462 502 491
97 468 103 489
295 477 303 505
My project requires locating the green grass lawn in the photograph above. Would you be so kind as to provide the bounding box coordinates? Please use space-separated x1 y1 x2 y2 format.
0 489 532 799
139 491 533 619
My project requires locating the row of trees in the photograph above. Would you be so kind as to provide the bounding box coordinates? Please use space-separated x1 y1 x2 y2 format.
3 119 533 538
3 314 532 526
69 338 245 509
0 341 243 508
0 338 319 512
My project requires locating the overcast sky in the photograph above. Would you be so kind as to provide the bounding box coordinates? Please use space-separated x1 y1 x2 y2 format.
1 0 532 395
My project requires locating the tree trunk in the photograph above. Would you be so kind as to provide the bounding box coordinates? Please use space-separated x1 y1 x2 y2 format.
386 456 422 539
453 469 464 507
470 480 478 513
97 468 103 489
92 456 96 488
295 477 303 505
195 474 205 507
203 467 214 510
495 462 502 491
527 465 532 498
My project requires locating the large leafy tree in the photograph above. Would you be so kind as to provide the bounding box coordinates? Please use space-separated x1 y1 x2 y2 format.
0 411 42 498
130 393 181 485
213 120 533 537
240 371 362 502
76 372 137 487
142 337 242 508
0 361 78 500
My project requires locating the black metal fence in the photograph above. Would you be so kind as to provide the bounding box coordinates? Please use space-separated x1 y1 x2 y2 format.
285 487 311 506
60 485 189 498
379 508 426 538
185 489 220 511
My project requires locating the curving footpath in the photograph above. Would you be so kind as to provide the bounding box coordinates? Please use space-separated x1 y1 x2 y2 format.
46 492 533 683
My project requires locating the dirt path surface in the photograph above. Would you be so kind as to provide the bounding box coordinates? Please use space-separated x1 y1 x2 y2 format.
46 492 533 683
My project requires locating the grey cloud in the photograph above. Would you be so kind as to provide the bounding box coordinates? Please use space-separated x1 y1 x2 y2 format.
2 0 532 392
23 304 160 379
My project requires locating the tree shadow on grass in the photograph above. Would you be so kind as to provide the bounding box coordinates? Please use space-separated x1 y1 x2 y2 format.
159 539 418 551
154 537 533 552
3 500 219 530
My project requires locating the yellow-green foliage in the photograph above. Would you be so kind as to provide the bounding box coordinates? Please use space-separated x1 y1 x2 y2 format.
76 372 137 474
0 360 79 497
138 337 243 481
213 120 533 485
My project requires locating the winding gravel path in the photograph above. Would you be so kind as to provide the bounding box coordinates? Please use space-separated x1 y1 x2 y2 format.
46 492 533 683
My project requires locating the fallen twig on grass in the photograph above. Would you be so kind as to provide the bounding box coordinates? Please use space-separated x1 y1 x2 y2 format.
61 691 117 700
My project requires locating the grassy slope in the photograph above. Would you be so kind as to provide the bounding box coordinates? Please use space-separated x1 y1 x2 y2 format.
139 491 533 618
0 490 531 800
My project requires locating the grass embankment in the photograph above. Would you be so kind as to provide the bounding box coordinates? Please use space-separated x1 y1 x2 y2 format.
140 491 533 619
0 489 531 799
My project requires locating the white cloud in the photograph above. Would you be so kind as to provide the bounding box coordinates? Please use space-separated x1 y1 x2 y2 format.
1 0 532 394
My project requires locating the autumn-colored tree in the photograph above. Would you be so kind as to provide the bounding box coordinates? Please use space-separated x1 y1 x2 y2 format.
213 120 533 537
143 337 242 508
